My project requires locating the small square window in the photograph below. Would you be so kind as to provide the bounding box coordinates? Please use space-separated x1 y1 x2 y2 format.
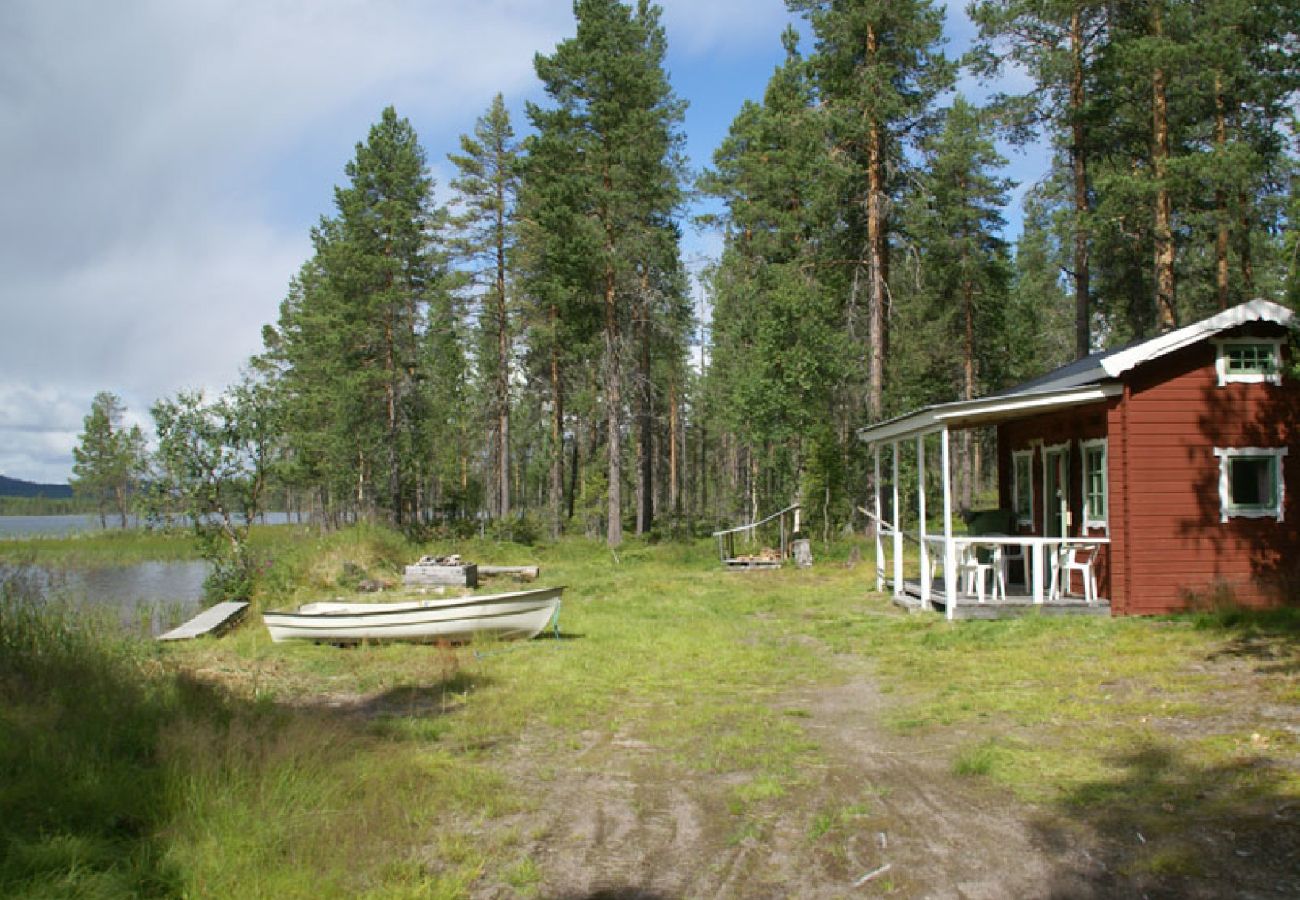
1229 457 1276 509
1215 447 1287 522
1216 339 1282 385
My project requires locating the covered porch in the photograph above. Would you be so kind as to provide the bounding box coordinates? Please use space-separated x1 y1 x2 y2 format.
858 382 1120 620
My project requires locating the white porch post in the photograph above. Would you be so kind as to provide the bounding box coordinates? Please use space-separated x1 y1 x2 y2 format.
942 426 957 620
917 434 930 609
873 444 884 592
892 441 903 597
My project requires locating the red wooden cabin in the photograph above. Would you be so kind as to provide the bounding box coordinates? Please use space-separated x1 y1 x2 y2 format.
859 300 1298 618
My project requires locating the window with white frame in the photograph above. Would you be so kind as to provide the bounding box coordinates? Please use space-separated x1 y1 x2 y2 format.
1012 450 1033 527
1214 338 1282 386
1081 439 1108 529
1214 447 1288 522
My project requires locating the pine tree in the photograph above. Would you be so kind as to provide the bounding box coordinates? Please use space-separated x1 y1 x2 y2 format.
968 0 1110 357
900 97 1013 506
788 0 953 420
263 107 451 525
526 0 686 547
702 32 852 525
450 94 522 521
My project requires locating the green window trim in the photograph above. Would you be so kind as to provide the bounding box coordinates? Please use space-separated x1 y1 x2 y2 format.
1081 439 1108 529
1215 338 1282 386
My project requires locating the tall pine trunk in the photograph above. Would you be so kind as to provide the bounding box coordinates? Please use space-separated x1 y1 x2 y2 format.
668 376 680 517
548 305 565 539
1070 8 1092 356
604 262 623 548
1151 1 1177 331
495 178 511 519
865 24 888 421
1214 71 1231 310
635 279 653 534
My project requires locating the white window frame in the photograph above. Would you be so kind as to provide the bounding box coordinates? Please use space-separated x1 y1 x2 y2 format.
1214 447 1288 522
1012 449 1034 527
1080 439 1108 531
1214 338 1282 386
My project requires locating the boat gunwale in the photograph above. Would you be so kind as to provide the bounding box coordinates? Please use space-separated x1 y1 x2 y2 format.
262 586 564 620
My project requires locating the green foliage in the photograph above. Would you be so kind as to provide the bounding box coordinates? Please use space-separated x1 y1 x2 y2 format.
523 0 688 546
70 391 148 529
262 106 462 527
151 385 275 603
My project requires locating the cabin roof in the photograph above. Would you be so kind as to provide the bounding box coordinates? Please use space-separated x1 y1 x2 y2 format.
857 299 1293 445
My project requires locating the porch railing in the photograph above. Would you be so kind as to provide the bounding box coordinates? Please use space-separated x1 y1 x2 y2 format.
866 508 1108 619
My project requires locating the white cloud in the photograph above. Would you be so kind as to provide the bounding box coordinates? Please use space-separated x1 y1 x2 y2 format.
0 0 574 483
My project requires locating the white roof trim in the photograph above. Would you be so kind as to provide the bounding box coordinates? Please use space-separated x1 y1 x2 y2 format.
1100 298 1293 378
857 384 1122 445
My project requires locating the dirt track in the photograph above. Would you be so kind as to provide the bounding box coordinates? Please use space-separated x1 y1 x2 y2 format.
469 649 1298 899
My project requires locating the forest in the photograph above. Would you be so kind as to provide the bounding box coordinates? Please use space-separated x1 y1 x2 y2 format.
72 0 1300 561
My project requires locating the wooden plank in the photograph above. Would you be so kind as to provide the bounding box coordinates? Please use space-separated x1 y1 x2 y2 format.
158 601 248 642
477 565 540 580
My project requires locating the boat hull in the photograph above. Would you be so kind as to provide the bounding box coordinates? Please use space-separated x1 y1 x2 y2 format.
262 587 563 644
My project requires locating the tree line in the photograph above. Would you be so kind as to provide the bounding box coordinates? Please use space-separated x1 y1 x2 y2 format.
73 0 1298 585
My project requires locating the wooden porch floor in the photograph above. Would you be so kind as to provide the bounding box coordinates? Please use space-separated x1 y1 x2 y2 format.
893 578 1110 620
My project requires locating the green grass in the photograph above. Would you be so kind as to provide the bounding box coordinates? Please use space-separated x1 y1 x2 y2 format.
3 526 1297 896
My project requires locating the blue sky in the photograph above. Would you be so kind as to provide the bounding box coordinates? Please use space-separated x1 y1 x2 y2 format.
0 0 1047 484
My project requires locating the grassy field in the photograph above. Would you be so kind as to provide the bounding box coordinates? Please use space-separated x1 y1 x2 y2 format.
1 528 1296 896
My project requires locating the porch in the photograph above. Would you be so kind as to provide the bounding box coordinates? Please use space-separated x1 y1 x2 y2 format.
857 381 1120 620
894 582 1110 619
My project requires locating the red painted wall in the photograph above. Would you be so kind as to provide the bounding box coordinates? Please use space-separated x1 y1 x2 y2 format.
1108 325 1300 614
997 322 1299 614
997 405 1111 598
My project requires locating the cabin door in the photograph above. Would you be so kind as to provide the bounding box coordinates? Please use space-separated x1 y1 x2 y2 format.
1043 445 1070 538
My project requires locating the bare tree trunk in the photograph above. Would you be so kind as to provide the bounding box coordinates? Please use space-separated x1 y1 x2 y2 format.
548 305 565 539
1213 71 1231 310
1238 196 1255 295
961 277 976 511
864 24 888 421
496 206 511 518
668 376 680 517
604 264 623 548
1070 9 1092 356
635 277 653 534
1151 1 1177 331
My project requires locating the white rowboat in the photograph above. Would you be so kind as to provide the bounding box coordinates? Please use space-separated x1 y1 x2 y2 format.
262 586 563 644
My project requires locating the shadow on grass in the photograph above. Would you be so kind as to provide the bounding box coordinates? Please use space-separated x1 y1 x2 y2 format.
0 574 491 895
1034 742 1300 898
1193 607 1300 676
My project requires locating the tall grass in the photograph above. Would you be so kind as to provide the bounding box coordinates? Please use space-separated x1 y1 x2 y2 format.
0 561 490 897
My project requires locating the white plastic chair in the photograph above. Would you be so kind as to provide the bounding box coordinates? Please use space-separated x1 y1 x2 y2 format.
1050 543 1100 604
958 542 1005 603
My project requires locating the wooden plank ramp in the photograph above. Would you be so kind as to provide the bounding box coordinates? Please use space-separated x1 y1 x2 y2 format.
157 601 248 641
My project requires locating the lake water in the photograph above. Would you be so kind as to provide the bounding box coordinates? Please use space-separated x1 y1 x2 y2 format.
0 511 305 538
6 560 211 636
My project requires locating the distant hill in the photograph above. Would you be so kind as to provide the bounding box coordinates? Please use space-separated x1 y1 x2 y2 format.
0 475 74 499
